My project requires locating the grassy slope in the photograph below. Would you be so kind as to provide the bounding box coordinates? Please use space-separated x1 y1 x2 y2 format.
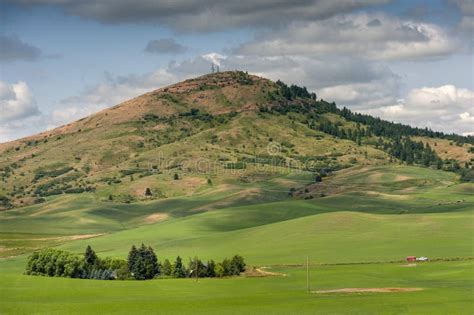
0 165 473 314
59 205 473 265
2 165 472 258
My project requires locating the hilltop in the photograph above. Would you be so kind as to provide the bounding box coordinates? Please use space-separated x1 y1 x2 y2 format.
0 71 473 209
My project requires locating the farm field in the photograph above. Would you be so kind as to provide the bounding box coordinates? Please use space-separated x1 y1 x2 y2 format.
0 258 472 314
0 165 473 314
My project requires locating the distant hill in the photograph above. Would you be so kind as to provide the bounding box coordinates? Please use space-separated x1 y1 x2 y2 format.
1 71 473 209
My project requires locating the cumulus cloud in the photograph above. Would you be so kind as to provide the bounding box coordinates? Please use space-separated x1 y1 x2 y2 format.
0 81 40 123
0 35 42 62
6 0 388 31
236 13 460 60
363 85 474 135
144 38 188 54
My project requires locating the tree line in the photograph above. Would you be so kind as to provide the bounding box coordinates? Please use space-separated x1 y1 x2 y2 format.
271 79 473 146
25 244 246 281
261 80 473 179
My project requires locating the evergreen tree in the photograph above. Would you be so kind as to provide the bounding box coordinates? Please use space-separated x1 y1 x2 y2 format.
172 256 187 278
206 260 216 277
161 259 172 276
127 245 138 274
84 245 98 266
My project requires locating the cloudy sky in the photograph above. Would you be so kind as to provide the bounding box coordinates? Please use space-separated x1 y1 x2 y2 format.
1 0 473 142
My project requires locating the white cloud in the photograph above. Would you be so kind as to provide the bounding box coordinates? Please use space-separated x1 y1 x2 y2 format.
47 104 107 130
0 81 40 123
0 115 44 143
363 85 474 135
237 13 460 61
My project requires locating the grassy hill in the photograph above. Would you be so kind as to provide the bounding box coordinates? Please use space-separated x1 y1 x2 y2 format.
1 71 472 210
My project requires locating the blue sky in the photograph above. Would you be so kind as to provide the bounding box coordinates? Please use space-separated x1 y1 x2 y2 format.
1 0 473 142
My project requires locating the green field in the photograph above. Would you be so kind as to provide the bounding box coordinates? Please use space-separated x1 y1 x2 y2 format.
0 165 473 314
0 258 472 314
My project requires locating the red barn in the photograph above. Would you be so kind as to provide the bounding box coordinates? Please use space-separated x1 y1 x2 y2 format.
406 256 416 262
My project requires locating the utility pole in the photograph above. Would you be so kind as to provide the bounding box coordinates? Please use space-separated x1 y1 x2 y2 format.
306 256 310 292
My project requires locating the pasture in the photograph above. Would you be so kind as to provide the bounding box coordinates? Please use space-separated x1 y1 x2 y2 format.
0 165 473 314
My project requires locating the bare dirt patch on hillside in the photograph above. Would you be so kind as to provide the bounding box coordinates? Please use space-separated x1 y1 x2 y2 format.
143 213 169 224
395 175 411 181
313 287 423 294
366 191 410 200
29 233 106 241
245 267 287 277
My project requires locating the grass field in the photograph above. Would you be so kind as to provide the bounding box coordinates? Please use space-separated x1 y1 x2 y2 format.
0 165 473 314
0 259 472 314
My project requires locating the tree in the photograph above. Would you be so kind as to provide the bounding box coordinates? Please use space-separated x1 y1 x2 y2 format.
436 158 443 170
161 259 172 276
214 263 225 277
173 173 179 180
221 258 232 276
206 260 216 277
145 187 152 196
230 255 246 275
172 256 187 278
127 244 159 280
127 245 138 274
188 257 206 278
84 245 98 266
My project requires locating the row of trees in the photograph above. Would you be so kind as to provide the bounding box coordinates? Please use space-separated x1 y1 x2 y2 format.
25 244 246 281
127 244 245 279
275 80 316 101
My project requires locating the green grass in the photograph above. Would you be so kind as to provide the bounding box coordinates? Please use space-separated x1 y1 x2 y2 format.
0 259 472 314
0 165 473 314
57 206 473 265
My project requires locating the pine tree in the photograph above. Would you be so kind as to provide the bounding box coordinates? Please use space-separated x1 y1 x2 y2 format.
172 256 187 278
127 245 138 273
206 260 216 277
84 245 97 266
161 259 172 276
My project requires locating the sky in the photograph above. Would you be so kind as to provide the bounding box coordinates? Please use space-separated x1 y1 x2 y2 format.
0 0 473 143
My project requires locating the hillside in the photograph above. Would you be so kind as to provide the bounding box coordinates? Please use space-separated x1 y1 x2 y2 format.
0 71 473 210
